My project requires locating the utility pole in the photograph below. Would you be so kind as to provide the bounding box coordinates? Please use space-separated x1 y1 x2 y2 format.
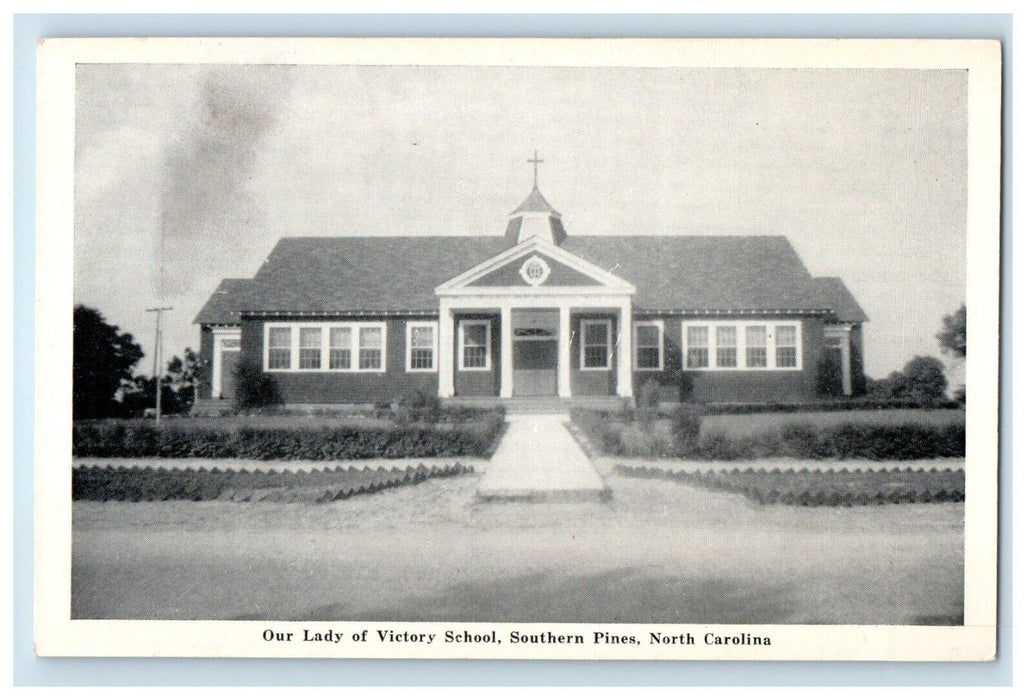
145 306 173 426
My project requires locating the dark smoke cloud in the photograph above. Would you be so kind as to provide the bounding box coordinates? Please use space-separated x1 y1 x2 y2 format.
154 67 290 298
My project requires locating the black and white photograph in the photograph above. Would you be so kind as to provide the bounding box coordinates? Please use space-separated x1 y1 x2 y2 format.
34 38 1001 660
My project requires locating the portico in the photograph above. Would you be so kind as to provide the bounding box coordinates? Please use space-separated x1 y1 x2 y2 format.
434 238 636 400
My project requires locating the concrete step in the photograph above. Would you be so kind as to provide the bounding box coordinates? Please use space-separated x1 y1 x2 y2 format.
445 396 629 414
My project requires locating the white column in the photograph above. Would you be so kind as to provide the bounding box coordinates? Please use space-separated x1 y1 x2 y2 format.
557 304 572 397
499 304 513 398
616 299 634 398
840 328 853 396
211 339 223 399
438 304 455 398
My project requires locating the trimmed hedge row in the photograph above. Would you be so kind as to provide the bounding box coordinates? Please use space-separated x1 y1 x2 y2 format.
692 423 965 461
616 464 965 507
569 408 964 460
73 417 505 460
73 463 474 502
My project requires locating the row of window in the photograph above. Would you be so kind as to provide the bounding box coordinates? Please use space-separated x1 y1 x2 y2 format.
261 320 803 373
264 322 436 373
632 320 801 371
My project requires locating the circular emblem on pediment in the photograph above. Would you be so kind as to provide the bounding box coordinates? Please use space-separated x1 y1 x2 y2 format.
519 255 551 286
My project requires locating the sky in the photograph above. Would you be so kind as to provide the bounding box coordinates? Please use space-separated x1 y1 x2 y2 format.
74 63 968 382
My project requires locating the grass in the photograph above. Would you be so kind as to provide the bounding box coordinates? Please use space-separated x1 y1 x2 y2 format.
73 463 474 502
616 464 965 506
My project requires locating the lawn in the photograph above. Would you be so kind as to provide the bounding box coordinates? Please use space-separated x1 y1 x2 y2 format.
702 408 964 437
72 467 964 624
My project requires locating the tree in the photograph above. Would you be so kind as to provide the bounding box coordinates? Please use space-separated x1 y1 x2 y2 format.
937 304 966 359
162 348 201 414
73 305 144 419
900 356 948 404
865 356 947 406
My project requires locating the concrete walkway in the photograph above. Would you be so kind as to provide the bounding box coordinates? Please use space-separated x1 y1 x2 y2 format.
476 413 610 501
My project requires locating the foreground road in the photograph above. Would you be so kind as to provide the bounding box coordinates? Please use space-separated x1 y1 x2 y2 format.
72 470 963 624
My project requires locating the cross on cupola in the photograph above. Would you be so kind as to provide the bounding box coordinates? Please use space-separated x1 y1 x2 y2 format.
507 150 566 246
527 150 544 187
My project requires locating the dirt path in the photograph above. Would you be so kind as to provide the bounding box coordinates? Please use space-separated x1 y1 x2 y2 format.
72 472 963 624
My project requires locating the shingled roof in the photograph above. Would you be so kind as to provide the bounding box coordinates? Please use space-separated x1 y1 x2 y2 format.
195 234 866 322
238 236 510 314
810 276 869 323
564 235 827 312
510 185 561 216
192 278 255 325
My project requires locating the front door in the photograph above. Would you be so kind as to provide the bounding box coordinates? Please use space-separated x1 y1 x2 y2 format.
219 350 239 400
513 334 557 396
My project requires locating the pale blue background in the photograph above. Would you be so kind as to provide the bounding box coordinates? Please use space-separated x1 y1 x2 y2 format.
13 13 1012 686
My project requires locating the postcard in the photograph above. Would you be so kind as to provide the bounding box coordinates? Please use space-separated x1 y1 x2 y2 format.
35 37 1000 660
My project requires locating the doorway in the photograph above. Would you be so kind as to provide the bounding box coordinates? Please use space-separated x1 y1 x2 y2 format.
511 310 559 397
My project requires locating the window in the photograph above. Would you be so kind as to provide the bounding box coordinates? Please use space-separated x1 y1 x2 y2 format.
745 325 767 368
407 322 437 371
682 320 802 371
299 327 322 369
358 327 384 370
267 326 292 369
581 319 612 370
685 325 709 368
460 320 490 370
634 321 663 370
329 327 352 369
715 326 737 368
776 325 798 368
264 321 386 372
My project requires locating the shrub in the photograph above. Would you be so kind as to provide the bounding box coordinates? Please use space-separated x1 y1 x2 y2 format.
233 360 282 411
671 404 704 455
395 389 442 425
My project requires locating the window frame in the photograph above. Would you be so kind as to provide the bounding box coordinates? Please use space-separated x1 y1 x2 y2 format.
458 319 492 372
263 321 387 373
406 321 439 373
580 318 613 371
681 320 802 371
265 324 294 371
633 320 664 371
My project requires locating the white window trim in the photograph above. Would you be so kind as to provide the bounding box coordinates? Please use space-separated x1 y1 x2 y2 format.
458 319 492 371
681 320 803 371
580 318 613 371
405 321 439 372
263 321 387 373
633 320 665 371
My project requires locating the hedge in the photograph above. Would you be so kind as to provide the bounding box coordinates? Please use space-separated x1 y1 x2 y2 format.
73 416 505 460
72 463 475 502
616 464 965 506
569 408 964 460
690 423 965 461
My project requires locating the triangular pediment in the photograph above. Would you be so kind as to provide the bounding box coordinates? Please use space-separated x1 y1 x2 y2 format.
435 239 635 295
